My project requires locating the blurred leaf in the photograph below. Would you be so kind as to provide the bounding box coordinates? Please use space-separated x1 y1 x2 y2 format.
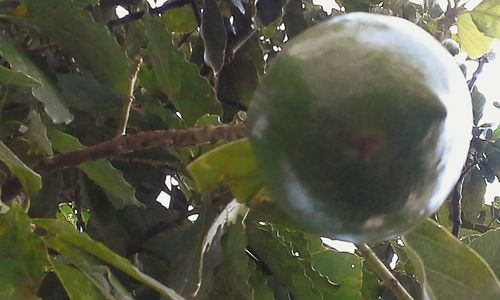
283 0 308 38
247 260 275 300
49 256 110 300
207 220 253 300
246 223 323 299
24 111 53 156
187 138 262 202
57 73 122 118
0 204 47 300
0 33 73 124
0 140 41 196
0 65 41 87
404 219 500 299
143 200 243 298
336 0 376 12
255 0 283 27
462 167 487 223
307 239 363 299
48 239 134 300
471 86 487 125
457 13 493 59
29 172 63 218
163 6 197 33
201 0 227 73
360 269 380 300
471 0 500 39
47 128 142 209
468 228 500 278
34 218 186 300
143 17 221 125
217 36 261 117
485 143 500 180
18 0 131 96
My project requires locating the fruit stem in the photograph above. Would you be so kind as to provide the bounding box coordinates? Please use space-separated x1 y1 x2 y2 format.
356 243 414 300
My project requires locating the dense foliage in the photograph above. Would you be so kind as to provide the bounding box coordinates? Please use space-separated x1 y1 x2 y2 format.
0 0 499 299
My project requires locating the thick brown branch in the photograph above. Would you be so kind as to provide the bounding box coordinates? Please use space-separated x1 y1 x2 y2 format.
2 124 247 202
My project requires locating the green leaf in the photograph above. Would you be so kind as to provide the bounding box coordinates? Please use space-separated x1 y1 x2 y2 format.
468 228 500 279
283 0 309 39
17 0 131 96
48 239 134 300
471 86 487 125
47 128 142 209
143 16 221 125
0 140 41 196
207 221 253 300
162 6 197 33
0 205 47 300
0 32 73 124
0 65 41 87
404 219 500 299
49 256 110 300
186 138 262 202
33 218 186 300
461 167 487 223
23 111 53 156
471 0 500 39
57 73 122 118
200 0 227 73
246 223 323 299
457 13 493 59
307 239 363 299
255 0 283 27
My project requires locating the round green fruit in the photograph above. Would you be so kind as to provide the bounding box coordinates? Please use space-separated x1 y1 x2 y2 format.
247 13 472 243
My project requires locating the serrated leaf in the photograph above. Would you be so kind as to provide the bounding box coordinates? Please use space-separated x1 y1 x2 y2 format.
0 33 73 124
143 17 221 125
0 65 41 87
47 128 142 209
0 140 41 196
187 138 262 202
200 0 227 74
17 0 131 96
404 219 500 299
471 0 500 39
246 223 323 299
24 111 53 156
468 228 500 278
457 13 493 59
462 167 487 223
0 205 47 300
162 6 197 33
33 218 185 300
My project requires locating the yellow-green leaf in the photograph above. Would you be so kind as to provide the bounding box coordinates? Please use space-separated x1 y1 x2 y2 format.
457 13 493 59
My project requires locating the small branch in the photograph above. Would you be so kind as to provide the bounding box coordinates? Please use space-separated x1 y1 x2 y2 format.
451 159 477 236
1 124 247 202
356 243 414 300
117 56 143 137
468 55 490 92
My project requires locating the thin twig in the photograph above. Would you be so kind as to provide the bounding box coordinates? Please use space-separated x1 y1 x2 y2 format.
356 243 414 300
1 124 248 202
117 56 143 137
468 55 490 92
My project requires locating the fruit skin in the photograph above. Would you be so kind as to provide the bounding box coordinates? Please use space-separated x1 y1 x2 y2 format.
247 12 472 243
